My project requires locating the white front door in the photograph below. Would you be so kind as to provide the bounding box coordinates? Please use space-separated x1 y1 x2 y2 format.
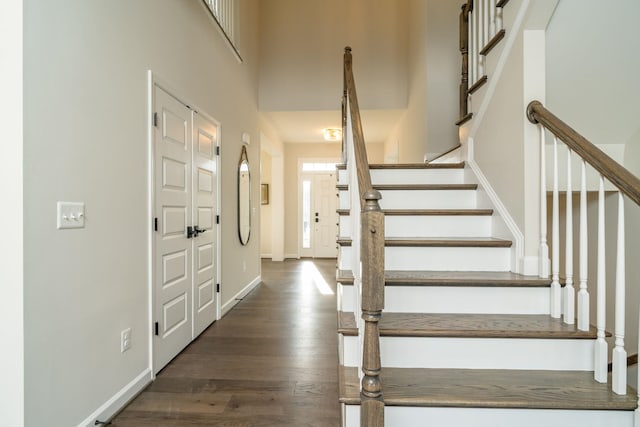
301 172 338 258
192 111 218 338
153 86 219 373
153 87 193 372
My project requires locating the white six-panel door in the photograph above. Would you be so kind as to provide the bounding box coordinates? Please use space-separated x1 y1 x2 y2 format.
192 112 218 338
153 86 219 373
153 87 193 372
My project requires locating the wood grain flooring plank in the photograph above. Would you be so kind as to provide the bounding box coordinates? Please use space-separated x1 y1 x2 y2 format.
111 259 341 426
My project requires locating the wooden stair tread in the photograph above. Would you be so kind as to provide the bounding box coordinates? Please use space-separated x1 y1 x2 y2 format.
338 312 597 339
339 366 637 410
337 237 512 248
337 270 550 287
336 183 477 191
338 311 357 334
336 162 465 170
336 208 494 216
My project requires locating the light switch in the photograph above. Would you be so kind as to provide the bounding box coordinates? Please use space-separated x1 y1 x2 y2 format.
57 202 85 229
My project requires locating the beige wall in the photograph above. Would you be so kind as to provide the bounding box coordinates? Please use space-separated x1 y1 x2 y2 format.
385 0 460 163
23 1 260 425
259 0 409 111
547 0 640 147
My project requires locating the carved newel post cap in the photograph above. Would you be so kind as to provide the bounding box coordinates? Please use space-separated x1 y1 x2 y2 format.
363 189 382 212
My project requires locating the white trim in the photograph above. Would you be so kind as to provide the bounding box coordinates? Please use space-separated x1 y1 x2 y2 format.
76 368 152 427
0 2 24 424
284 253 300 259
146 71 155 380
261 253 273 258
221 275 261 317
467 138 524 273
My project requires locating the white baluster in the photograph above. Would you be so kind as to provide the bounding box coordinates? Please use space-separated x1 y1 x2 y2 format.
469 7 475 85
577 160 590 331
496 2 503 31
539 127 550 278
482 0 489 48
489 0 497 39
475 2 483 78
612 192 627 395
594 176 607 383
550 137 561 318
564 149 575 324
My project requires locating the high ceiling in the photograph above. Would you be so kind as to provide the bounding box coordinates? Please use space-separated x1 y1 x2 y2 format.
258 0 410 145
261 109 406 144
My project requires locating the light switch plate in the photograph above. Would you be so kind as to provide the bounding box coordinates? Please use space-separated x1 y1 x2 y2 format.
57 202 85 229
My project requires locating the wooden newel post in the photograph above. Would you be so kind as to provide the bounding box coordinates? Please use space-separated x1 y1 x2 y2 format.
360 189 385 427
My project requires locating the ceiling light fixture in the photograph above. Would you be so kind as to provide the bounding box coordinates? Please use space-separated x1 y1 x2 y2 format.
323 128 342 141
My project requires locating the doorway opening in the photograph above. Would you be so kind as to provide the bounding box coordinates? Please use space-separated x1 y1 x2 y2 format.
298 160 339 258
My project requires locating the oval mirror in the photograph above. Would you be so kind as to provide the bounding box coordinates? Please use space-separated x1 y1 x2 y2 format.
238 145 251 245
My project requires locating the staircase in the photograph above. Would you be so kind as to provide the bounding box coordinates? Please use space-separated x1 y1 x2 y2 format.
336 161 638 426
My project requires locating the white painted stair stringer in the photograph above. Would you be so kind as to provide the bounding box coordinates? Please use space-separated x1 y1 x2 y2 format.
339 214 492 238
338 284 549 314
343 405 633 427
339 246 511 271
338 168 465 185
338 188 477 210
342 335 594 370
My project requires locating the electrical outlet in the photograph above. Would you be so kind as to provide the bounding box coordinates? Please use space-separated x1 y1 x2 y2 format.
121 328 131 353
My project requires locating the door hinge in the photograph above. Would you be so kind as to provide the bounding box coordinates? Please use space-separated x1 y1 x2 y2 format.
216 283 220 293
154 321 159 336
216 215 220 225
154 217 158 231
216 146 220 156
153 112 158 127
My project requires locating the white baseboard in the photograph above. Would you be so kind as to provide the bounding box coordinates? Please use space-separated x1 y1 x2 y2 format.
221 275 261 317
261 253 272 259
77 368 152 427
284 253 299 259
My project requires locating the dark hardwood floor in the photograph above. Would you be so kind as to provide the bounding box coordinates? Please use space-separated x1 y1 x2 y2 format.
111 258 340 426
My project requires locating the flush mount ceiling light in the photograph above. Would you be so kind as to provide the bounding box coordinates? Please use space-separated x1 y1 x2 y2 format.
323 128 342 141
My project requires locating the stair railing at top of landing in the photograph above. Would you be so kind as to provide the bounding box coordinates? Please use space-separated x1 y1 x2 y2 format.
457 0 510 126
342 46 386 427
527 100 640 400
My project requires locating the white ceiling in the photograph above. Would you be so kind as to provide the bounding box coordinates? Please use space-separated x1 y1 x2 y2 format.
261 109 406 144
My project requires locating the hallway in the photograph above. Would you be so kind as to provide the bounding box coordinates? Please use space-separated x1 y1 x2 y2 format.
111 259 340 426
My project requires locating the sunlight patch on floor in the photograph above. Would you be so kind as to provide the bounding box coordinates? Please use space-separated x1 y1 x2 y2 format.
301 260 334 295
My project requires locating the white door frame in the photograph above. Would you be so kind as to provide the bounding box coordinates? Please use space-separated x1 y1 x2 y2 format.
147 71 222 376
297 157 340 258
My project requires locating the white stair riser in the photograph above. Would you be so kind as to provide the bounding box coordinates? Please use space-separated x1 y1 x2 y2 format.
339 246 511 271
338 189 477 210
338 168 465 185
343 406 633 427
339 215 492 238
338 284 550 314
342 336 594 370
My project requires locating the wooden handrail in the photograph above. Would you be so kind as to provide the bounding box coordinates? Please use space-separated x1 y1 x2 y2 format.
343 46 385 426
527 101 640 207
344 47 374 206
